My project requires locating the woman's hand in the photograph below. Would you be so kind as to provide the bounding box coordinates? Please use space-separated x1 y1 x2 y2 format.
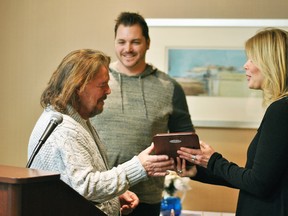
175 157 197 177
177 141 215 168
138 143 175 176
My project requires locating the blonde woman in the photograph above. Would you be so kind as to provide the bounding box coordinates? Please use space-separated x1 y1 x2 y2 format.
177 28 288 216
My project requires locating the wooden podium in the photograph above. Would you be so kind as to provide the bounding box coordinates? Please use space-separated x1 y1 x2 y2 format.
0 165 107 216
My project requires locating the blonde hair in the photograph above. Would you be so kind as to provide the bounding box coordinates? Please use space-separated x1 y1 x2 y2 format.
245 27 288 106
40 49 111 112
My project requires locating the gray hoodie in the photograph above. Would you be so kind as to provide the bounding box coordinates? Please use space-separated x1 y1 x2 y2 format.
91 62 194 203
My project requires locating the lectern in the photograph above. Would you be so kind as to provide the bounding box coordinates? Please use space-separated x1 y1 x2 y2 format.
0 165 107 216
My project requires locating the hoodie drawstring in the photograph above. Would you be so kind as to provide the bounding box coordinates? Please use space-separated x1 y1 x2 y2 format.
118 73 124 113
139 76 148 119
117 73 148 119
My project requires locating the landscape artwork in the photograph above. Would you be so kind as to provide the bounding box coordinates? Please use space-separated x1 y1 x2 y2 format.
167 48 262 98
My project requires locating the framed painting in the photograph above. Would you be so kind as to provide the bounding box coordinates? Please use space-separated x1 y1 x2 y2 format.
146 19 288 128
167 48 257 97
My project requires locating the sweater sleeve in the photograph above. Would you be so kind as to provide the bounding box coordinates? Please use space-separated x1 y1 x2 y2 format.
168 79 195 132
46 121 148 204
192 156 235 188
204 99 288 197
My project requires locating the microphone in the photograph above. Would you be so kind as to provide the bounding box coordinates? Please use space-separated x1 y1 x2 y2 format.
26 112 63 168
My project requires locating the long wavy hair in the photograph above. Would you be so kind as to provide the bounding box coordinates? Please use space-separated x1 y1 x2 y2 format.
245 28 288 106
40 49 110 112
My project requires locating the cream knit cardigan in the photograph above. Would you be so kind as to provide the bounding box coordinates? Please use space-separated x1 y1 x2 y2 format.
28 106 148 216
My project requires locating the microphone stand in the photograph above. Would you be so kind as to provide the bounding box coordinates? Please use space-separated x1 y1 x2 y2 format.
26 140 44 168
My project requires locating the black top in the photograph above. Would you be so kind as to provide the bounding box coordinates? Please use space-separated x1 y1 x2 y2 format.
193 97 288 216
